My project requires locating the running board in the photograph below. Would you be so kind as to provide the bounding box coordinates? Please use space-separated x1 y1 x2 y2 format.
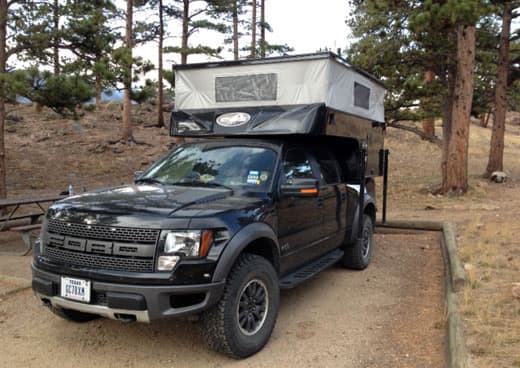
279 249 344 289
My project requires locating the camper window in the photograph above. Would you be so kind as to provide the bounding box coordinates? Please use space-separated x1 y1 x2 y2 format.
215 73 277 102
354 82 370 110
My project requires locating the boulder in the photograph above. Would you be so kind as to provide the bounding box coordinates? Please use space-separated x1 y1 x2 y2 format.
512 283 520 299
490 171 507 183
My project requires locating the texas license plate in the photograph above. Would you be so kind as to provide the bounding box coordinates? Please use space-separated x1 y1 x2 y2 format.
60 277 91 303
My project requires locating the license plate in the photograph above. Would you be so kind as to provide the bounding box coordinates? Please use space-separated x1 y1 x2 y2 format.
60 277 91 303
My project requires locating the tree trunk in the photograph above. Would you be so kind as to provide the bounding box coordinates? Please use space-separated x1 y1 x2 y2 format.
121 0 133 142
232 0 238 60
421 69 435 137
181 0 189 64
156 0 165 128
53 0 60 76
439 41 455 193
0 0 7 199
250 0 256 58
441 24 476 194
259 0 265 58
484 2 511 178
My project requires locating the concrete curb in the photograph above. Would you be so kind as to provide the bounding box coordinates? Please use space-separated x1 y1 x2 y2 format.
375 220 468 368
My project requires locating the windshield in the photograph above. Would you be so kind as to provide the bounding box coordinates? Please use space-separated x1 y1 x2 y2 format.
139 143 278 192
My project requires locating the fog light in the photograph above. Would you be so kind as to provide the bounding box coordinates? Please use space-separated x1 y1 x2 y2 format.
158 255 179 271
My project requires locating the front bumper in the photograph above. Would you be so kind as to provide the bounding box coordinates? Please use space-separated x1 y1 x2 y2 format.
32 264 225 322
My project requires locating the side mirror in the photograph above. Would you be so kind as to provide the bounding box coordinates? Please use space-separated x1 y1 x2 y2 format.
280 178 319 197
134 171 144 181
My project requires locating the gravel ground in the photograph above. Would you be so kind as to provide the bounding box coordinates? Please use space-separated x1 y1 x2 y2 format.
0 233 444 368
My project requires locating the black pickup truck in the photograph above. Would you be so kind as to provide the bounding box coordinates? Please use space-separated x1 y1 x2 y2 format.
32 53 388 358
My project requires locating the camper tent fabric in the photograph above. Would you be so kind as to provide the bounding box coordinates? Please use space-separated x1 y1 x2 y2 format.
175 54 386 122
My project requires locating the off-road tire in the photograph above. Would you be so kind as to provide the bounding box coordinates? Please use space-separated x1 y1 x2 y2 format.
342 214 373 270
201 253 279 358
49 306 99 323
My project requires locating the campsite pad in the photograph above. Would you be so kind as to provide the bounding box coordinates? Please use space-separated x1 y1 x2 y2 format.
0 233 444 368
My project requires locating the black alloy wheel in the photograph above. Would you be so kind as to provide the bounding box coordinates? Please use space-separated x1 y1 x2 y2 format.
342 214 374 270
201 253 279 358
237 279 269 336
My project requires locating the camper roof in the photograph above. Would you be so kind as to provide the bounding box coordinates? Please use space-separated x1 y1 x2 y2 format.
173 52 386 123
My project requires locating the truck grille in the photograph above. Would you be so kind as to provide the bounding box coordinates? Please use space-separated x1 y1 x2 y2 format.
47 219 159 243
44 220 159 273
44 246 154 273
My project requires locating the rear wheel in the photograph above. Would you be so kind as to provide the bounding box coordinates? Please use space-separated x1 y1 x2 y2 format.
342 214 373 270
201 253 279 358
49 306 99 323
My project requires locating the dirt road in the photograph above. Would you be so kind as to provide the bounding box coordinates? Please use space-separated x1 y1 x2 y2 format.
0 233 444 368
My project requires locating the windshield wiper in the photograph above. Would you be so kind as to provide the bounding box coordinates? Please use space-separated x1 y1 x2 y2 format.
134 177 165 185
171 180 233 191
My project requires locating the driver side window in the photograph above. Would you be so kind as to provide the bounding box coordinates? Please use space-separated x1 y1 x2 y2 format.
282 149 315 183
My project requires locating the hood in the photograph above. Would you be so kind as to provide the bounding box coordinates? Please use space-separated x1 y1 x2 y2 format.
48 184 234 222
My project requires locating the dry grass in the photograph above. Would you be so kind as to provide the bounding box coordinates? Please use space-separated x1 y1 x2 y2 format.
383 119 520 367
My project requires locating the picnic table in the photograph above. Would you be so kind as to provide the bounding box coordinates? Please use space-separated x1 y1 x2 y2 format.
0 194 66 255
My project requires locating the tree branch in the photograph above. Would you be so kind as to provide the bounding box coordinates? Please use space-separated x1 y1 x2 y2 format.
387 121 442 147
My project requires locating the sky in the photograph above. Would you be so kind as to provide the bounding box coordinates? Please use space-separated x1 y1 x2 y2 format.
134 0 352 76
258 0 350 55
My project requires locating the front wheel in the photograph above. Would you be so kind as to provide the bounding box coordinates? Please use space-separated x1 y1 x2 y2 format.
201 253 279 358
342 214 373 270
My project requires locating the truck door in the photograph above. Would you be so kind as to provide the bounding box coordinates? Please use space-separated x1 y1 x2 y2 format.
310 148 346 255
277 148 323 271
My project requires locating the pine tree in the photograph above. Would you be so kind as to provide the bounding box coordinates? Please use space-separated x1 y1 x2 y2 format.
1 1 49 198
250 0 256 58
0 0 9 199
210 0 291 59
348 0 490 194
121 0 134 143
62 0 119 105
484 1 520 178
157 0 165 127
164 0 226 64
13 1 65 74
208 0 247 60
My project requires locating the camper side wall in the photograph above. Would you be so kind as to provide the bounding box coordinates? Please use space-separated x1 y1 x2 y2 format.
324 109 384 178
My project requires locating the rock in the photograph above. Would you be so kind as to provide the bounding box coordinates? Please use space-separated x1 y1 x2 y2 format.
6 126 16 133
511 117 520 126
490 171 507 183
90 144 107 154
112 146 124 154
476 180 488 188
464 263 476 285
6 114 23 122
424 205 437 211
72 121 82 133
35 134 50 142
513 283 520 299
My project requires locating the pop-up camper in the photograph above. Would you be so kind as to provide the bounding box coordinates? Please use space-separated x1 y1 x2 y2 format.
170 52 387 180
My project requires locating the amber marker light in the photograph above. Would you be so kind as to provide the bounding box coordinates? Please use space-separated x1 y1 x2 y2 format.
300 188 318 194
199 230 214 257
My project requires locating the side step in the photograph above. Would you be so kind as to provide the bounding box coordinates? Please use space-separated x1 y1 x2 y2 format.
279 249 344 289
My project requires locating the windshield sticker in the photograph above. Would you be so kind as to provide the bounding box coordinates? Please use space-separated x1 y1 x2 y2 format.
247 170 260 185
260 171 269 181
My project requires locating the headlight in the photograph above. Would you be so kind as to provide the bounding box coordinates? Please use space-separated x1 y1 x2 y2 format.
157 230 213 271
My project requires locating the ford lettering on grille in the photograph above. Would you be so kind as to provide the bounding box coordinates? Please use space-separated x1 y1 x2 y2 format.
43 220 158 272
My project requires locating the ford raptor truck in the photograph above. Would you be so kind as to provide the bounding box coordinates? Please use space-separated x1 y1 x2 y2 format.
32 52 388 358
